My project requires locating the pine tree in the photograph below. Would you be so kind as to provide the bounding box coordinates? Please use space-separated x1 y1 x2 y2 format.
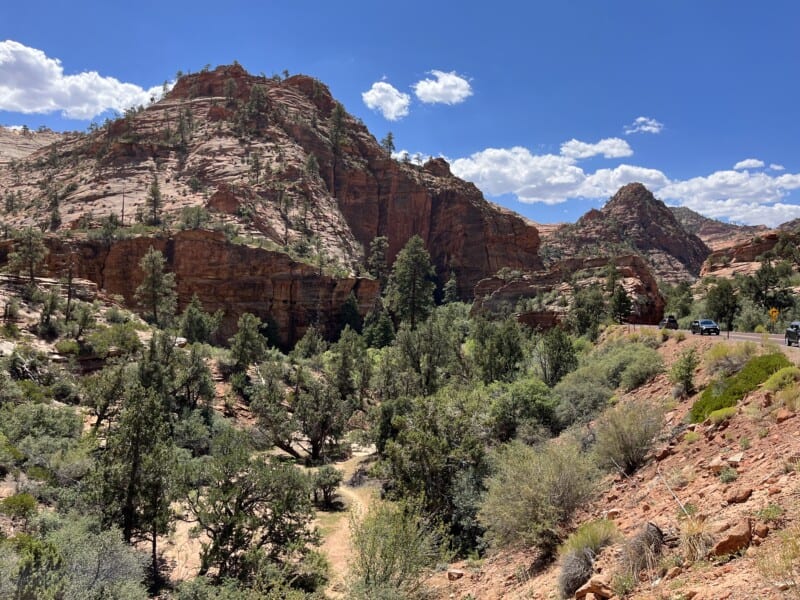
443 271 459 304
228 312 268 372
367 235 390 289
380 132 395 154
610 284 632 324
7 226 47 285
135 247 177 328
179 294 222 344
94 383 176 585
145 173 162 225
385 235 436 329
706 279 740 337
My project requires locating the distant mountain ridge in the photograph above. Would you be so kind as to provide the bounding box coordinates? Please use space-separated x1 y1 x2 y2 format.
669 206 768 251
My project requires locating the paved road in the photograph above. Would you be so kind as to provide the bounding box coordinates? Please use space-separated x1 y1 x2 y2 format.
639 325 800 351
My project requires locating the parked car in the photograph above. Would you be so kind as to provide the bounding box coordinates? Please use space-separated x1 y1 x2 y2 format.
659 315 679 330
691 319 720 335
787 321 800 346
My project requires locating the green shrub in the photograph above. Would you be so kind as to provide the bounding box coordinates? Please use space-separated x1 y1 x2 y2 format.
54 338 79 355
690 353 791 423
764 366 800 392
0 492 37 527
704 342 757 377
594 400 664 474
618 349 664 391
560 519 619 557
670 347 699 396
708 406 737 425
719 466 738 483
348 500 442 598
553 370 614 428
478 439 598 553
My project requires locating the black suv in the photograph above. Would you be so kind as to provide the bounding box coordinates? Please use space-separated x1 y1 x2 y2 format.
659 315 679 330
787 321 800 346
691 319 720 335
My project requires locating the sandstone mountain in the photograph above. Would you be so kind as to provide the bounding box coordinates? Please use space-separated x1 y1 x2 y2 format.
0 126 63 166
670 205 768 251
538 183 711 282
0 65 540 300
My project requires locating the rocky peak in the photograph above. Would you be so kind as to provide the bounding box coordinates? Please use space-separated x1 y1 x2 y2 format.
541 183 710 282
0 63 542 332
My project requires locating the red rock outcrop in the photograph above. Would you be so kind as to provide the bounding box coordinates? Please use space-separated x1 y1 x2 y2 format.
472 253 665 326
0 65 541 301
1 230 379 348
670 206 768 251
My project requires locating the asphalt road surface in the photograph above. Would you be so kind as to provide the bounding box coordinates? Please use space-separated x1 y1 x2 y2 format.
639 325 800 351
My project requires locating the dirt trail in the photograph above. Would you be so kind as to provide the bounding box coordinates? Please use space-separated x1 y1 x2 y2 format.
317 450 378 598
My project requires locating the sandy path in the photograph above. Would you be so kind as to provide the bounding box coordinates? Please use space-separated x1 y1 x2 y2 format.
317 451 378 598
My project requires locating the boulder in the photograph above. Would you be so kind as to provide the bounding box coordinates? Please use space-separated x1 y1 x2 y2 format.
711 518 751 556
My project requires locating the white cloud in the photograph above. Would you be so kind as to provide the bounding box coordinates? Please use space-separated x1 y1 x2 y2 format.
770 163 785 171
391 149 429 165
560 137 633 159
450 138 800 227
412 70 472 105
624 116 664 135
451 147 587 204
733 158 765 170
362 80 411 121
0 40 164 119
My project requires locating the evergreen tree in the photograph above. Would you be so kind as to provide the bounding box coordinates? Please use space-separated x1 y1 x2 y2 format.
94 383 176 585
186 427 316 580
179 294 222 344
7 226 47 285
339 292 363 334
228 312 268 372
134 247 177 328
609 284 632 324
363 301 395 349
536 327 577 387
380 132 395 154
442 271 459 304
145 173 162 225
706 278 740 338
367 235 390 289
385 235 436 329
569 285 606 340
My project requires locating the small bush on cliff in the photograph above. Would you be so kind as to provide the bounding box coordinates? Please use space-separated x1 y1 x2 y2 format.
594 400 664 475
690 352 791 422
479 439 598 555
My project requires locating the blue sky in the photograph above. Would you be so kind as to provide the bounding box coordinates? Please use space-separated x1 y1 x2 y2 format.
2 1 800 226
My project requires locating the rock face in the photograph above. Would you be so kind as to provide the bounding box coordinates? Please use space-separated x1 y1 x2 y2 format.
701 232 781 277
1 230 379 348
0 126 63 166
0 65 541 301
472 253 665 325
540 183 710 282
670 206 768 251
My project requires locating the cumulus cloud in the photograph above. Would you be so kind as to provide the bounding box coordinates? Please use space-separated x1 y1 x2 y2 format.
560 137 633 159
733 158 765 170
624 116 664 135
362 80 411 121
450 137 800 226
0 40 164 119
770 163 785 171
391 149 429 165
413 70 472 105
